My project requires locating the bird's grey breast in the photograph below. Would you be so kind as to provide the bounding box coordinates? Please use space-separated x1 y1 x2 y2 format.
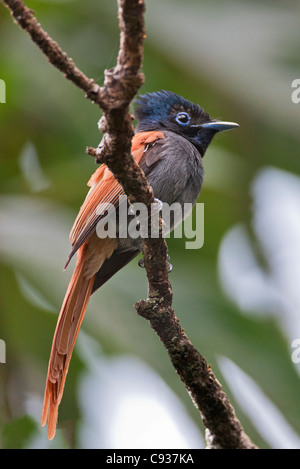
146 130 204 207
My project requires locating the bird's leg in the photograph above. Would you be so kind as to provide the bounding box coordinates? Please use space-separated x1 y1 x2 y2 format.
138 198 172 271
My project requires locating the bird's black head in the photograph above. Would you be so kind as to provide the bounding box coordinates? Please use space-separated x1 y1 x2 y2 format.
134 90 239 157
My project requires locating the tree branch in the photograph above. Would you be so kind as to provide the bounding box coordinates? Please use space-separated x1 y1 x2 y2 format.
3 0 258 449
3 0 103 103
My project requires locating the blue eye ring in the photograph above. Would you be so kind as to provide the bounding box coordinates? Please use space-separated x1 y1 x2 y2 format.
175 112 191 126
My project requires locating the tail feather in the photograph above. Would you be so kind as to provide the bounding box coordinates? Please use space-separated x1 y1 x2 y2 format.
41 245 95 440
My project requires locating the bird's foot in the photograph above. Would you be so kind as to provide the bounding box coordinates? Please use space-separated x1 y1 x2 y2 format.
154 198 163 211
138 255 173 272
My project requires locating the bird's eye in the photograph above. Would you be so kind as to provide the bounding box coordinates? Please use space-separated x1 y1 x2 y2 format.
175 112 191 126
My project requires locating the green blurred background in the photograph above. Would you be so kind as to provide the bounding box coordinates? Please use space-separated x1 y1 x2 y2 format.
1 0 300 449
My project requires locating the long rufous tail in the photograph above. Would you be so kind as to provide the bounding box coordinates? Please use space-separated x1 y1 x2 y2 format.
41 244 95 440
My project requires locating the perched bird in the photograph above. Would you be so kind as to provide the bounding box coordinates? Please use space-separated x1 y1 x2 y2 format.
41 90 239 439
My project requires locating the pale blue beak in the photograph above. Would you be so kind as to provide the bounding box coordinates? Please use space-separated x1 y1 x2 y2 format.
201 121 239 132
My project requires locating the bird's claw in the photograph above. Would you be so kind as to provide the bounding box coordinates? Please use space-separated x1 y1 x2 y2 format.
138 255 173 273
154 198 163 211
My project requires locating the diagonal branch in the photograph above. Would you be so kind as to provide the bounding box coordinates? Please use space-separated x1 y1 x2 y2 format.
3 0 258 449
3 0 102 104
135 299 257 449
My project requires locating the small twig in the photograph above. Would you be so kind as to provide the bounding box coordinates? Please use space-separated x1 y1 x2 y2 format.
3 0 258 449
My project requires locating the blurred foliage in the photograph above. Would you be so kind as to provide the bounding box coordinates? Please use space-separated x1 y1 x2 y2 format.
1 0 300 449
